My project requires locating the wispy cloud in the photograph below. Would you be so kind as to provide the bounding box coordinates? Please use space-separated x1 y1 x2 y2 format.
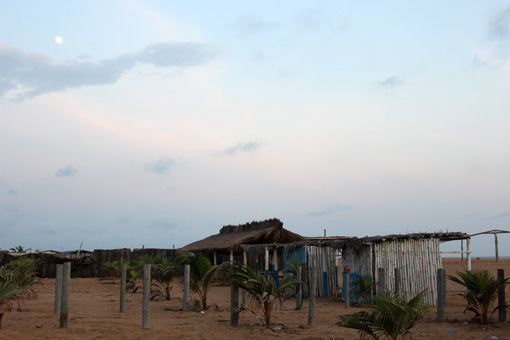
145 157 175 174
232 14 279 37
488 212 510 220
6 189 18 195
308 204 352 217
0 41 220 101
488 7 510 45
375 76 405 89
55 165 78 178
224 141 262 155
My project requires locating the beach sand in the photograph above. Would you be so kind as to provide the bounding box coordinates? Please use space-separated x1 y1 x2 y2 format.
1 258 510 339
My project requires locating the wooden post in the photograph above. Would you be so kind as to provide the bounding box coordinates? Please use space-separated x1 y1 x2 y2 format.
377 268 385 295
54 264 63 314
495 234 499 263
467 238 472 271
296 266 302 310
322 247 328 297
265 247 269 280
499 269 506 321
344 272 350 309
142 264 150 329
255 256 259 273
308 269 316 326
461 239 464 262
394 268 400 294
335 249 339 295
437 269 445 322
120 264 126 313
213 251 217 266
230 264 239 327
241 250 247 308
273 248 279 288
183 264 190 311
59 262 71 328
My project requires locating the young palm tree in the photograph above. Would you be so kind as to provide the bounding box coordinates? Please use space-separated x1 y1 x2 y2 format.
338 290 429 340
152 256 178 300
351 275 374 301
229 263 301 328
0 281 20 328
448 269 508 325
175 252 218 310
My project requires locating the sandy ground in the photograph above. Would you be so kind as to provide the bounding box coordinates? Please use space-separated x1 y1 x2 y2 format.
1 258 510 340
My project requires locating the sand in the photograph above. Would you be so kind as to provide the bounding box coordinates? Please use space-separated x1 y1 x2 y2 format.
1 258 510 339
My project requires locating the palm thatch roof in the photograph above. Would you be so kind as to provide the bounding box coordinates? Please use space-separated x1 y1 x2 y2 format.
181 218 304 255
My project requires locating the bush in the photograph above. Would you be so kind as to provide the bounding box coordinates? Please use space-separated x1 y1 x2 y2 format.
338 290 429 340
448 269 508 325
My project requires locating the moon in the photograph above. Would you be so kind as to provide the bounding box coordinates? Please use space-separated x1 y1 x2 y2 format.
55 36 63 44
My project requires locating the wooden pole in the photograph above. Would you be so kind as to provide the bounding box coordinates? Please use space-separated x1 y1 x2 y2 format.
377 268 385 295
394 268 400 294
498 269 506 321
437 269 445 322
495 234 499 263
308 269 316 326
54 264 63 314
461 239 464 262
59 262 71 328
273 248 279 288
230 264 239 327
120 264 126 313
344 272 350 309
241 250 247 308
183 264 190 311
265 247 269 280
213 251 217 266
335 249 339 294
142 264 150 329
296 266 302 310
322 247 328 297
467 238 472 271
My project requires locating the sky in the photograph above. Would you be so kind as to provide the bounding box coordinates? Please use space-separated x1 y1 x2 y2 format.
1 1 509 256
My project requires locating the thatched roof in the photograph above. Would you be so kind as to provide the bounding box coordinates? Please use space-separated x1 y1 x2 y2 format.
181 218 304 255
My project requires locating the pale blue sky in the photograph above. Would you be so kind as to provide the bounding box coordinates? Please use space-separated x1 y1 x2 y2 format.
1 1 509 255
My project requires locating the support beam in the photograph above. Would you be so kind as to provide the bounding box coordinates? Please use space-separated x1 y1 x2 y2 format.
495 233 499 263
273 248 279 288
241 250 247 308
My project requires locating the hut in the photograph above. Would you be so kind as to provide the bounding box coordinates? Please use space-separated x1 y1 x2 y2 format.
340 232 470 305
181 218 304 267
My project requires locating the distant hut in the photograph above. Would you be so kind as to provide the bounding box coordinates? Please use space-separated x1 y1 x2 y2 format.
181 218 304 266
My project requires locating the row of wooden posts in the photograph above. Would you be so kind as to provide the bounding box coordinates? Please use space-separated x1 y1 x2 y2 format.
54 262 508 329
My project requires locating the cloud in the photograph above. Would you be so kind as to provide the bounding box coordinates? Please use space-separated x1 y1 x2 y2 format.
223 141 262 155
147 217 177 230
6 189 18 195
145 157 175 174
376 76 405 88
488 212 510 220
294 9 322 31
308 204 352 217
488 7 510 45
55 165 78 178
0 41 220 101
232 14 278 37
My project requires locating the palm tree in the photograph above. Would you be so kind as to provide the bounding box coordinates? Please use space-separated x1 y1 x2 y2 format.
0 281 19 328
175 252 218 310
338 290 429 340
152 256 178 300
9 246 26 253
448 269 508 325
229 263 301 328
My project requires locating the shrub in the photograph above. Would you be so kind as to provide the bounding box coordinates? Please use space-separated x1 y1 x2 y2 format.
448 269 508 325
338 290 429 340
229 263 301 328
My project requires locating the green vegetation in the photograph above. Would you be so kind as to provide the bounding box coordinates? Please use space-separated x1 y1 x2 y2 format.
8 246 26 254
175 252 218 310
229 263 301 328
338 290 429 340
0 257 39 328
448 269 509 325
351 275 374 301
